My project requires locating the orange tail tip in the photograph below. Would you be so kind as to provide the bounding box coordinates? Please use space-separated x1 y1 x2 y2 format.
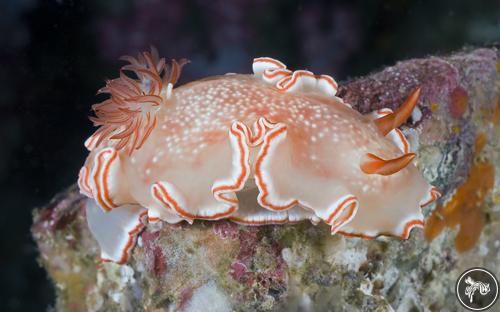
360 152 416 176
374 87 421 136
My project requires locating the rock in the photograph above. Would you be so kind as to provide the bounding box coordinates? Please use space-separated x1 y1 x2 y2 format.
32 48 500 311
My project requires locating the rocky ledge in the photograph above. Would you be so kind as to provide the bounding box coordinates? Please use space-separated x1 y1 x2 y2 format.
32 48 499 311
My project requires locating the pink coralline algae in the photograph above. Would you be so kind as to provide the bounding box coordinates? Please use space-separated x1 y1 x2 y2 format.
230 228 287 295
212 221 240 240
230 261 253 285
236 228 260 265
32 191 84 233
141 230 168 276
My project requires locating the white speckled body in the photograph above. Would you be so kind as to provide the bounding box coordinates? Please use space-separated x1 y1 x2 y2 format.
86 74 429 237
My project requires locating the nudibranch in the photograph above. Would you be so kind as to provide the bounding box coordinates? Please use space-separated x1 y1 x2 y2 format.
78 49 440 264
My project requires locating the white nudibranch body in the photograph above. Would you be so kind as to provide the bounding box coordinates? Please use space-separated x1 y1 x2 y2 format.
78 51 440 264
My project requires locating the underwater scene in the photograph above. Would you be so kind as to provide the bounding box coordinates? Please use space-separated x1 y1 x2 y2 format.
1 0 500 311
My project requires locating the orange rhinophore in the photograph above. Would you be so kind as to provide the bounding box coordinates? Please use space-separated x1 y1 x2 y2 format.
360 153 416 176
78 50 440 264
374 88 421 135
